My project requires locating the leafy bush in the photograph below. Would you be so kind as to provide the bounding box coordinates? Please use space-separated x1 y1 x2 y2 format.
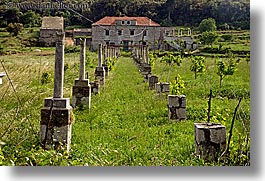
170 74 185 95
220 34 234 42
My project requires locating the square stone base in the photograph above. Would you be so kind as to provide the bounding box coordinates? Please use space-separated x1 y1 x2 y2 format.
156 82 170 93
194 123 226 161
168 95 186 120
91 81 100 94
148 75 159 90
40 98 73 153
72 83 91 108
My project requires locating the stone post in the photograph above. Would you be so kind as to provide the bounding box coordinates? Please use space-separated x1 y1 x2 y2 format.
194 123 226 161
79 38 86 80
148 75 159 90
102 44 109 77
40 32 73 153
95 44 105 85
72 38 91 108
145 45 149 64
53 32 65 98
98 43 103 67
168 95 186 120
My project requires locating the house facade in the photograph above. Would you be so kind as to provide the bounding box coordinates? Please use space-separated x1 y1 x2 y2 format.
39 16 64 47
91 16 175 51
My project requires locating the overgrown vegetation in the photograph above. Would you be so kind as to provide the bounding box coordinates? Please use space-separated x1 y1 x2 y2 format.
0 0 250 29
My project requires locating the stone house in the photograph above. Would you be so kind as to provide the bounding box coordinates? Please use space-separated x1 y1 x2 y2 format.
92 16 177 51
91 16 197 51
39 16 64 47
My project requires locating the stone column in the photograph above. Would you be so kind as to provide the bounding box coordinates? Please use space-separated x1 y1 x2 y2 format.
79 38 86 80
194 123 226 161
168 95 186 120
145 45 149 64
98 43 103 67
41 32 73 153
53 32 65 98
102 44 109 77
95 43 105 85
148 75 159 90
72 38 91 108
103 45 106 64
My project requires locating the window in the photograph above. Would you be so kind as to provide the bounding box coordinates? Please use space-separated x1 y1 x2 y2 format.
105 30 109 36
130 29 135 36
121 21 125 25
127 21 131 25
118 30 122 36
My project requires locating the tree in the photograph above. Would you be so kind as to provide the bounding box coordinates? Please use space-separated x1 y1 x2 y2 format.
20 10 41 28
190 56 206 79
198 18 217 33
216 54 238 90
200 31 218 47
170 74 185 95
161 54 182 66
6 23 23 36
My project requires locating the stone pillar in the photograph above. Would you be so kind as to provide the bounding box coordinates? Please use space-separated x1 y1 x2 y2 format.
144 45 149 64
194 123 226 161
79 38 86 80
98 43 103 67
72 38 91 108
53 32 65 98
103 45 107 64
102 45 109 77
148 75 159 90
95 44 105 85
155 82 170 94
40 32 73 153
168 95 186 120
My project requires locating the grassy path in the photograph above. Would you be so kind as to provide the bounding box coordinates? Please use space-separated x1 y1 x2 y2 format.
70 57 196 166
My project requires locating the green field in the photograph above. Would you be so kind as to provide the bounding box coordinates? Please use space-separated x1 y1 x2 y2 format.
0 45 250 166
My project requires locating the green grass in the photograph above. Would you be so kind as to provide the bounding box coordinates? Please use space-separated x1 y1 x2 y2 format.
0 29 250 166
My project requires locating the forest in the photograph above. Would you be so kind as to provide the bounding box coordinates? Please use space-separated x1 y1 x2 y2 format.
0 0 250 30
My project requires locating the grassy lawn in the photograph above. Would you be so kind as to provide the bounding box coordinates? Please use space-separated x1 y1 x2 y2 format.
0 28 250 166
0 50 250 166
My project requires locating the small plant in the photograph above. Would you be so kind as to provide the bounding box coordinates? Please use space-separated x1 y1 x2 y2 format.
161 54 182 66
170 74 185 95
41 72 51 85
190 56 206 79
148 52 157 69
216 54 238 90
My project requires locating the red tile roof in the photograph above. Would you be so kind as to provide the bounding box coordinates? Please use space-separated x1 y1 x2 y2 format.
92 16 160 26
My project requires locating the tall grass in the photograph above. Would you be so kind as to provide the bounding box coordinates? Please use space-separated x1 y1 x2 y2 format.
0 48 250 166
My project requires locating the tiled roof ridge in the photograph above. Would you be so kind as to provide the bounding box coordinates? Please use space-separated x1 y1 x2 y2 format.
93 16 160 26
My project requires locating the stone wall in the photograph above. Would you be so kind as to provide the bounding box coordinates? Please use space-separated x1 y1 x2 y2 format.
92 25 175 51
39 29 63 47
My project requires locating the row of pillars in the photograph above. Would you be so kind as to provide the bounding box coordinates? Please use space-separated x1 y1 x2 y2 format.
169 29 192 37
95 44 120 85
40 32 120 153
132 47 226 162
